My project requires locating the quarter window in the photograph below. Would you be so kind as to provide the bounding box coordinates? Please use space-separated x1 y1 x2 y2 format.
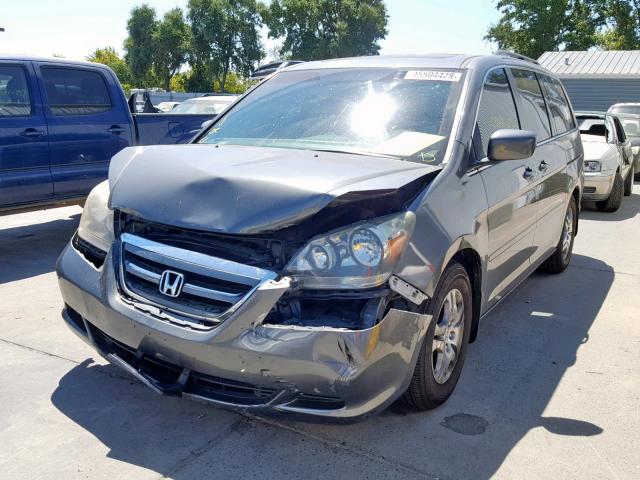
539 74 575 134
41 67 111 116
474 68 520 158
0 65 32 117
511 69 551 142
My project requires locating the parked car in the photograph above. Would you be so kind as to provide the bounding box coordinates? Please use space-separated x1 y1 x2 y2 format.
156 101 180 112
607 103 640 180
0 56 220 214
576 111 634 211
167 95 238 115
57 53 582 420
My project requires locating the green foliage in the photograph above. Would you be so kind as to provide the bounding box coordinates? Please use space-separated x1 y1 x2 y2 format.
124 4 158 87
486 1 599 59
212 71 252 93
594 0 639 49
86 47 131 84
188 0 265 92
488 1 640 58
153 8 191 90
265 0 388 61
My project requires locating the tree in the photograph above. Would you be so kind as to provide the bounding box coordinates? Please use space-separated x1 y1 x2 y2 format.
265 0 388 61
595 0 639 49
124 4 158 86
153 8 190 90
188 0 264 92
86 47 131 84
487 1 603 59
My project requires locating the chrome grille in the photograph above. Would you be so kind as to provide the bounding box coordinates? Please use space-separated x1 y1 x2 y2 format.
118 233 277 329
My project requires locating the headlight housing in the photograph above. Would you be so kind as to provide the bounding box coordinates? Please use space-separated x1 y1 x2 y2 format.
285 212 415 289
584 160 601 172
77 181 114 252
632 146 640 155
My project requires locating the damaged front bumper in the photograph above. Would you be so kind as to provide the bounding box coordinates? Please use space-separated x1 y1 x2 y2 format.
56 242 431 421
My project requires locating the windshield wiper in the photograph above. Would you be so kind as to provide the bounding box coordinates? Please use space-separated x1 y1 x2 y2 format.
311 148 403 160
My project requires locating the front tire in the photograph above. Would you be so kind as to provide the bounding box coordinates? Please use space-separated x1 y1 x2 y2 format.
403 262 471 410
596 172 624 212
539 195 576 274
624 166 634 196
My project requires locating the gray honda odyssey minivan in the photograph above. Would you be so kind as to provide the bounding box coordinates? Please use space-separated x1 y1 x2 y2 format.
57 53 583 420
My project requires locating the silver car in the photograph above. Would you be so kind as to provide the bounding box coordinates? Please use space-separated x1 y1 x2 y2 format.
57 53 583 420
608 103 640 180
577 112 634 211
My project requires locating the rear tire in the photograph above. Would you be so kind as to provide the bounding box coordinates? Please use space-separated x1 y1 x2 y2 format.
596 172 623 212
403 262 471 410
624 166 634 196
539 196 576 274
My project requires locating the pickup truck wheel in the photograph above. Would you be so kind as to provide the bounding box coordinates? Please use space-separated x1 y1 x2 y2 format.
403 262 471 411
596 172 623 212
539 196 576 274
624 166 634 196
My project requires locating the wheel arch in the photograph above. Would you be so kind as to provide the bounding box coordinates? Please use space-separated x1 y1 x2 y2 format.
434 244 483 344
571 186 580 236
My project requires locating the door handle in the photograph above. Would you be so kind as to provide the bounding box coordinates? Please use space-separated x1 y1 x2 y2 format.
20 128 44 138
523 166 535 180
538 160 549 172
108 125 126 135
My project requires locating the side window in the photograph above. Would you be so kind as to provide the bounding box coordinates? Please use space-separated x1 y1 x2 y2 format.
539 74 575 134
511 69 551 142
41 67 111 116
475 68 520 158
0 65 32 117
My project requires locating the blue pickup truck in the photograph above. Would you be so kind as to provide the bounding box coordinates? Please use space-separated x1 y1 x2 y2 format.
0 55 220 214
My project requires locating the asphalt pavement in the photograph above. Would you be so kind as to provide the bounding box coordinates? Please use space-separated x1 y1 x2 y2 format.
1 186 639 479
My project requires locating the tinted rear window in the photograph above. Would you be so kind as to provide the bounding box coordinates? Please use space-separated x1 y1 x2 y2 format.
42 67 111 116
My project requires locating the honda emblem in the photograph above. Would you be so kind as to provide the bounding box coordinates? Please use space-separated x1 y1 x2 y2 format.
158 270 184 297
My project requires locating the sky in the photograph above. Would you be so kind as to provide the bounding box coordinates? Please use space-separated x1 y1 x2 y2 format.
0 0 499 61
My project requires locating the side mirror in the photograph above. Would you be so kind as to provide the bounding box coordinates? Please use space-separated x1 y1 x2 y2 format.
487 129 536 161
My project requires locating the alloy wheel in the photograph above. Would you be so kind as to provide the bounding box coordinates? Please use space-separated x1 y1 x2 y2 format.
432 288 465 384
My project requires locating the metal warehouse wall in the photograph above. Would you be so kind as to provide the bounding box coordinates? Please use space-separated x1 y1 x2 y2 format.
560 78 640 111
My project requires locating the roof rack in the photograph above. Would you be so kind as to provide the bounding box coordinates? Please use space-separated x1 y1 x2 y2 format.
494 50 540 65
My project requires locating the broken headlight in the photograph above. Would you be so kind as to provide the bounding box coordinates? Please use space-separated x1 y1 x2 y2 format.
285 212 415 289
584 160 601 172
77 181 114 253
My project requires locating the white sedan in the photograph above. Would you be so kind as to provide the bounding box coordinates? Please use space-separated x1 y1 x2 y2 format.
168 95 238 115
577 112 634 212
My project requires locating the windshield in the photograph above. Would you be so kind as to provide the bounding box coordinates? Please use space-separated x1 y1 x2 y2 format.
171 99 234 114
614 113 640 138
199 68 466 164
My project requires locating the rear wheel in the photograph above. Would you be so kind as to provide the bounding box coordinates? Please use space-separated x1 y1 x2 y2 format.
624 166 634 196
596 172 624 212
539 196 576 274
403 262 471 410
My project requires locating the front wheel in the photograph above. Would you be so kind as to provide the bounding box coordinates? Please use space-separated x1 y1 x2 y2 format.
539 195 576 274
403 262 471 410
596 172 623 212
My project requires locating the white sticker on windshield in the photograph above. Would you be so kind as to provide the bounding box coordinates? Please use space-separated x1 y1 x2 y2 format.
404 70 462 82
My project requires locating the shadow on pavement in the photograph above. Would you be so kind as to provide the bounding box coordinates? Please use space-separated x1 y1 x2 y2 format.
0 212 79 284
50 253 613 479
581 187 640 221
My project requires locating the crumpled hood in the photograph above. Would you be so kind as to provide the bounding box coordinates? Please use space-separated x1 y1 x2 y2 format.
109 145 438 234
